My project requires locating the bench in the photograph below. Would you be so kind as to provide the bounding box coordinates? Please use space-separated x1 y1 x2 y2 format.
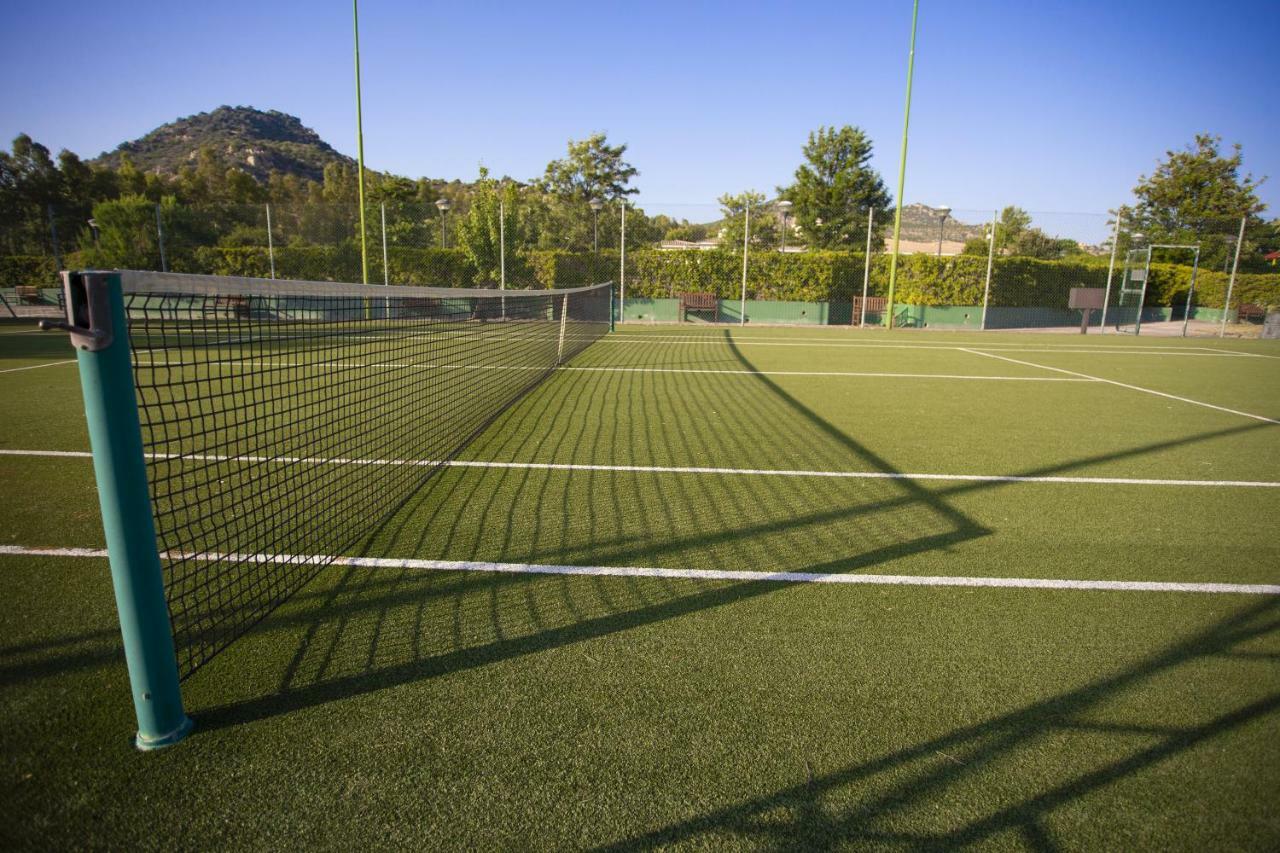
853 296 887 325
678 292 717 322
14 286 44 304
1237 303 1266 323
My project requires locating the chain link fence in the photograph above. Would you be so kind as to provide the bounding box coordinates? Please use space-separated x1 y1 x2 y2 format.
3 198 1277 335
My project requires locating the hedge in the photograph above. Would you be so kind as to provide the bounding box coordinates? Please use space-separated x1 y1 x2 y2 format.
4 247 1278 309
0 255 58 288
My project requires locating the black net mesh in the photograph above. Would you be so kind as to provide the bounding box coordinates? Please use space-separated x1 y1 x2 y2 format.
121 271 611 677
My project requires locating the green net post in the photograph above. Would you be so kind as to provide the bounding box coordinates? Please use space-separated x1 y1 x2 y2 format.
49 271 192 750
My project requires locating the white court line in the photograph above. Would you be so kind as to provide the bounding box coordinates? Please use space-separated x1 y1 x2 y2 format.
133 357 1093 383
959 348 1280 426
1196 346 1280 360
3 448 1276 488
1 544 1276 596
602 336 1263 357
0 359 76 375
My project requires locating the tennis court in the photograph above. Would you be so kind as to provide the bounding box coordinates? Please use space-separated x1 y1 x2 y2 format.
2 281 1278 848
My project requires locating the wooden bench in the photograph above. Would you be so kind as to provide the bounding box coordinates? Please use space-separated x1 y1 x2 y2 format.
678 292 717 322
14 285 44 304
1237 303 1266 323
852 296 887 325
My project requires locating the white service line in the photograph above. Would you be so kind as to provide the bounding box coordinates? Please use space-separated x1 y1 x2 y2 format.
602 336 1263 357
1195 346 1280 360
0 359 76 375
2 447 1276 488
959 348 1280 426
1 544 1276 596
133 357 1093 383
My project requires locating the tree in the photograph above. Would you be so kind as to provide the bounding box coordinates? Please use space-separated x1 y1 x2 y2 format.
777 125 891 250
996 206 1031 251
1121 134 1267 269
540 132 638 202
718 191 778 252
458 168 528 284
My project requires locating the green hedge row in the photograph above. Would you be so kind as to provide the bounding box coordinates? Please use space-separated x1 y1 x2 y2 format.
5 247 1278 309
0 255 58 288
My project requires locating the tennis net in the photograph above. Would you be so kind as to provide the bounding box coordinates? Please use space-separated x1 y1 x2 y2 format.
119 271 611 677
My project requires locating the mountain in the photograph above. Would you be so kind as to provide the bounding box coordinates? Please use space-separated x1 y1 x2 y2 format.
90 106 352 183
895 203 985 242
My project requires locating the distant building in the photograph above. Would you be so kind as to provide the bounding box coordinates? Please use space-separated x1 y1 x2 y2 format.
658 239 720 251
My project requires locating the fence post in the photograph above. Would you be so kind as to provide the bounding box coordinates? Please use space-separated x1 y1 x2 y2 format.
860 208 874 326
47 204 64 271
265 203 276 280
1180 247 1201 337
618 202 625 328
1100 211 1121 331
44 272 192 750
381 203 390 285
740 204 750 326
980 210 996 330
1219 215 1246 338
155 204 168 272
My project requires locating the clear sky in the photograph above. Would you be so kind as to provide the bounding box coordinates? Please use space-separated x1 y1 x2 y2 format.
2 0 1275 242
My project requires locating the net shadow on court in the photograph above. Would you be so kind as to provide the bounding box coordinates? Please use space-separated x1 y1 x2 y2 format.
186 332 1276 735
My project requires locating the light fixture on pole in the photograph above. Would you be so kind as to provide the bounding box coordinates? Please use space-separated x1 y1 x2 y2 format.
435 198 452 249
87 218 100 249
777 199 793 252
589 198 603 253
935 205 951 256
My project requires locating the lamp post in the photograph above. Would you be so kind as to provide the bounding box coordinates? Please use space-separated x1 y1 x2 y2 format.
435 198 451 249
87 217 100 250
589 198 603 253
935 205 951 256
777 199 793 252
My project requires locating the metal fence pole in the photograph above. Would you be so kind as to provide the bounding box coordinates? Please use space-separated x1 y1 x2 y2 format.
155 204 168 272
265 203 276 280
618 202 626 327
47 204 64 271
980 210 996 330
381 203 389 285
1220 215 1246 338
860 208 874 326
499 198 506 290
1180 246 1201 337
1100 211 1121 330
740 204 750 326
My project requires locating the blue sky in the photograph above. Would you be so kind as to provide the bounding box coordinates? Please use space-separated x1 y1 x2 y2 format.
2 0 1275 242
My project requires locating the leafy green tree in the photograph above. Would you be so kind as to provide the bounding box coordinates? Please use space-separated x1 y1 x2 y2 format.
996 206 1032 251
777 126 891 249
82 194 161 268
1121 134 1267 269
458 168 528 284
540 133 638 201
718 191 778 252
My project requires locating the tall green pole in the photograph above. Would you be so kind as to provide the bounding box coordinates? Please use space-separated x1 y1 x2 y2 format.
884 0 920 329
46 272 192 749
353 0 369 284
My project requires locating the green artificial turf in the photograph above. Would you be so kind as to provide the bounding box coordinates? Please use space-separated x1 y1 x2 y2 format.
1 321 1278 849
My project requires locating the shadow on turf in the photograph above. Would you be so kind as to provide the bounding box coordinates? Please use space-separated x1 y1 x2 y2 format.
179 331 1279 744
593 596 1280 851
191 328 990 729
